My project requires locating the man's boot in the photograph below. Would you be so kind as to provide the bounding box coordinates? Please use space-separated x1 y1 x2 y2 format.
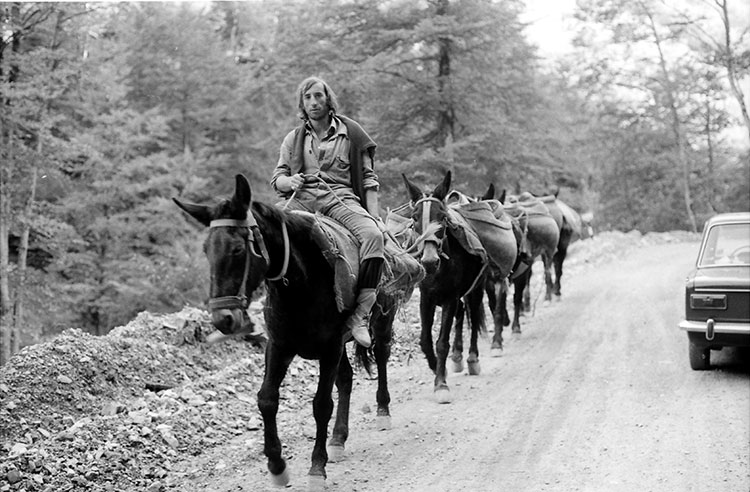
345 288 377 348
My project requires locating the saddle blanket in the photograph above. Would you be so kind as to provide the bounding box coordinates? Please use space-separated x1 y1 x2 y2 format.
509 192 552 217
447 201 516 271
302 212 424 312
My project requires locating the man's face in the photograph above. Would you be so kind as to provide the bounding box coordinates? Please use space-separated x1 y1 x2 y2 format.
303 82 329 121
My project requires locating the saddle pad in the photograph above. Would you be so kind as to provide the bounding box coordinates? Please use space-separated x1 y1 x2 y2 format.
514 192 552 217
451 203 517 274
454 201 512 230
309 213 359 312
446 208 488 263
306 212 424 312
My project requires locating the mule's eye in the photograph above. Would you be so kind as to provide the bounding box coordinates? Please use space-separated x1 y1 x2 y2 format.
232 244 245 256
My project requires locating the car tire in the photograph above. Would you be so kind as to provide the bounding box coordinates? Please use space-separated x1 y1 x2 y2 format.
689 338 711 370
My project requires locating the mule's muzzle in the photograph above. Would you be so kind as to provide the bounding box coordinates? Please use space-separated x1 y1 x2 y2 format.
211 308 254 335
421 240 441 274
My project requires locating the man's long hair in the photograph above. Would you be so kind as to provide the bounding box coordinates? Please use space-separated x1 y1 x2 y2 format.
296 76 339 120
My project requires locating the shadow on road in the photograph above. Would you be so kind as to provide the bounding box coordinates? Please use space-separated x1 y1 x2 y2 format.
709 346 750 375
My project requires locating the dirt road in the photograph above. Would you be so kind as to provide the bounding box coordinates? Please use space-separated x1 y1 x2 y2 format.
177 241 750 492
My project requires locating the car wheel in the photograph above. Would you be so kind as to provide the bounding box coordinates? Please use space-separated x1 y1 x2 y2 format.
689 338 711 370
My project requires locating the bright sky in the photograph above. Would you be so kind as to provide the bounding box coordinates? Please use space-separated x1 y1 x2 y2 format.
520 0 578 57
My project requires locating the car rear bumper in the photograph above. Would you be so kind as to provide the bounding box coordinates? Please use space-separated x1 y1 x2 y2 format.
680 319 750 347
679 319 750 334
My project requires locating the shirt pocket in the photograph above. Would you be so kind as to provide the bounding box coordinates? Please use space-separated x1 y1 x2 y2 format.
333 154 350 171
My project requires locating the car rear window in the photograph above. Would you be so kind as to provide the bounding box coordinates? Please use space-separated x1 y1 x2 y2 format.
699 222 750 266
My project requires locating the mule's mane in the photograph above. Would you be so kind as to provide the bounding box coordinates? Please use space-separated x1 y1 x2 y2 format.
251 201 316 238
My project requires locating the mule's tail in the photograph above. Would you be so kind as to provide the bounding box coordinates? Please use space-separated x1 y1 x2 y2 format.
468 292 488 337
355 343 374 377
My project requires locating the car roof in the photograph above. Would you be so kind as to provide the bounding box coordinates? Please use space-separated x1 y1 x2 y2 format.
704 212 750 228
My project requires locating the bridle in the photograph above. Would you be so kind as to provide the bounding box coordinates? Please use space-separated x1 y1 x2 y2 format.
207 213 290 313
414 194 489 298
412 196 446 252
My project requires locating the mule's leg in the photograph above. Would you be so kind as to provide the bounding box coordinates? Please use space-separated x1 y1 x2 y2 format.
328 349 352 463
542 252 554 303
451 301 465 373
512 270 530 333
434 300 457 403
419 291 438 372
371 295 396 430
488 278 505 357
257 343 295 486
466 289 484 375
523 264 533 312
553 243 568 298
309 346 345 487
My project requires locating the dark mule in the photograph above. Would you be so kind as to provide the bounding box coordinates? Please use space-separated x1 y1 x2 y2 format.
402 171 490 403
547 197 592 299
503 191 560 330
174 174 409 490
447 184 530 357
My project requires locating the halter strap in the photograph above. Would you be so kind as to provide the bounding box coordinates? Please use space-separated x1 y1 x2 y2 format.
208 216 289 283
208 218 255 312
412 196 445 244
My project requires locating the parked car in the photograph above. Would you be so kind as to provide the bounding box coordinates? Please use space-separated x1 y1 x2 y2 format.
679 212 750 370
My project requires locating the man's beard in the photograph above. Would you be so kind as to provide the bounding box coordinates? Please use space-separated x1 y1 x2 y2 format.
308 107 329 121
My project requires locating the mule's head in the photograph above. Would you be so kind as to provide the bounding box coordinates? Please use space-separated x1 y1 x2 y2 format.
402 171 452 274
173 174 269 335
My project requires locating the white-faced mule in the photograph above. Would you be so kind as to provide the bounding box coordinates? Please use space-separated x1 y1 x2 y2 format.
173 174 422 491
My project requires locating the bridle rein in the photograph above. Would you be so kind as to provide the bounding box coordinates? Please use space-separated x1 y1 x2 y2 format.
207 213 290 314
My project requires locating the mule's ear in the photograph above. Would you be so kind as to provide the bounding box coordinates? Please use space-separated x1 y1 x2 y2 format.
233 174 252 211
432 170 451 201
402 173 423 203
173 198 212 227
482 183 495 201
498 188 507 204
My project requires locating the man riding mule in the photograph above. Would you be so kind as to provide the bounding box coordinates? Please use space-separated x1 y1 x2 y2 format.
174 174 422 489
270 76 385 348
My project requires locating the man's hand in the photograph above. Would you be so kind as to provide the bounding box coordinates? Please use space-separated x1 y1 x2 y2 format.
279 173 305 193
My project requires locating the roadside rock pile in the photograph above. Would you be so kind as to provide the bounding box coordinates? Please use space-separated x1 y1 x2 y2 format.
0 230 699 491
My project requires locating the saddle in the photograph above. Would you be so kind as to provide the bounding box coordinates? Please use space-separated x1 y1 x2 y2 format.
507 192 553 217
447 201 515 271
301 212 424 312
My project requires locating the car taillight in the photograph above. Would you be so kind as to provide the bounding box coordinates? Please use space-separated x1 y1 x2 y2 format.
690 293 727 310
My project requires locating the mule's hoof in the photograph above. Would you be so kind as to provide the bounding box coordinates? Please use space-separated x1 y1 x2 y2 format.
435 388 452 404
511 328 521 334
307 474 326 492
327 444 345 463
452 359 464 373
468 361 481 375
271 468 291 488
490 347 503 357
376 415 392 431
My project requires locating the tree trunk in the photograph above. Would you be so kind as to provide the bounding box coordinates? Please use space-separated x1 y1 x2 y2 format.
717 0 750 143
13 165 37 353
0 123 13 366
435 0 455 149
705 98 718 213
644 6 697 232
